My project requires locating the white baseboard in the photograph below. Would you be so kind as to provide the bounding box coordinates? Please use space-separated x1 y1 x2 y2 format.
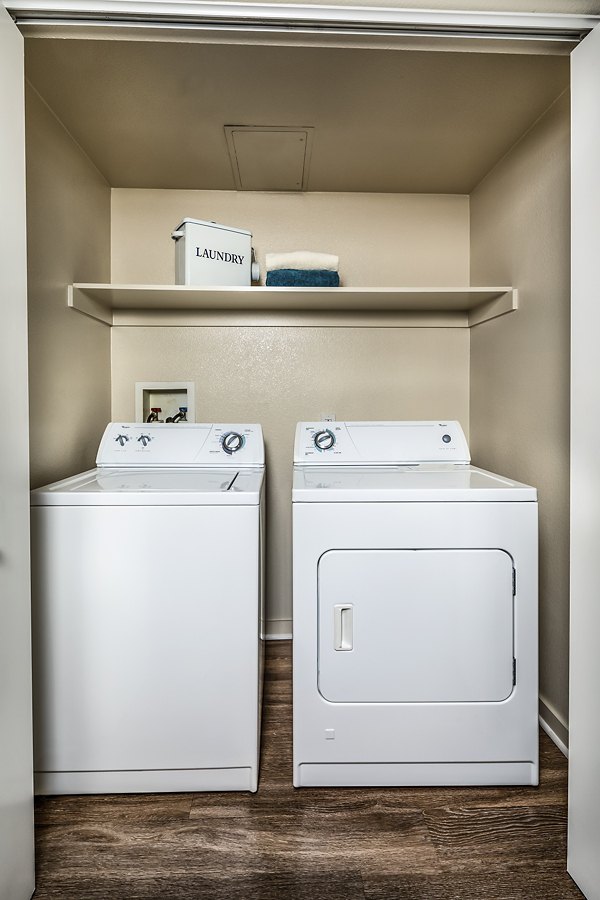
265 618 292 640
540 716 569 758
539 697 569 758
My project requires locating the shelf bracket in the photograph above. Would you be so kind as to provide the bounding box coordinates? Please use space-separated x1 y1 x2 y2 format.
468 288 518 327
68 284 113 326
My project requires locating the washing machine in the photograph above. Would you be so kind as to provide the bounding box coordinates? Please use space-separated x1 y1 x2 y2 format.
31 422 265 794
292 420 538 787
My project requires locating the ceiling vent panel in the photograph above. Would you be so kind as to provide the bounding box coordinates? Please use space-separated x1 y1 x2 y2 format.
225 126 313 191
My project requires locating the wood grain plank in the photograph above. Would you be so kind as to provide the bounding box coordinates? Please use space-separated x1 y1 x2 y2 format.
424 803 568 872
35 793 194 827
35 808 438 878
363 871 583 900
34 872 367 900
363 874 451 899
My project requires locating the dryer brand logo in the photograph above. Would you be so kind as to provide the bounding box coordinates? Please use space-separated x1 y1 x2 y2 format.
196 247 245 265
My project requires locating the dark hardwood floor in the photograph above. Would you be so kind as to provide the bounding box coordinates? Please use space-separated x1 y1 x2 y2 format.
33 641 582 899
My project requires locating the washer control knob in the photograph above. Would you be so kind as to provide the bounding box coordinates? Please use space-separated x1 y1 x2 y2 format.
314 429 336 451
442 434 452 444
115 434 129 447
137 434 151 447
222 431 245 454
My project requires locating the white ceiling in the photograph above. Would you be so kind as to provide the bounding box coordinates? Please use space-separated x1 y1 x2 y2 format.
24 38 569 193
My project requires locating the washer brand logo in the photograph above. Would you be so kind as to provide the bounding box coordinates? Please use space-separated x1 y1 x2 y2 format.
196 247 245 265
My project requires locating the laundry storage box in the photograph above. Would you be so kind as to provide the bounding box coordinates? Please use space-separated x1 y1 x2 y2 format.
171 218 256 286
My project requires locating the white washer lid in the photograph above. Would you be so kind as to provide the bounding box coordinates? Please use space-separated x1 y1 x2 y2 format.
292 464 536 502
31 468 265 506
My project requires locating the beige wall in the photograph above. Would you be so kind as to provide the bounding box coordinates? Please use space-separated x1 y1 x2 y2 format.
26 85 111 488
470 91 570 742
111 189 469 286
111 326 470 633
110 190 471 632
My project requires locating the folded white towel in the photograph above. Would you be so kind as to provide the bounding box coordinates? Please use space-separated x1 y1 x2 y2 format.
265 251 339 273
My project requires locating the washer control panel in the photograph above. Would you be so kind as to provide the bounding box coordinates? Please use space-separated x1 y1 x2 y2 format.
294 421 470 465
97 423 264 467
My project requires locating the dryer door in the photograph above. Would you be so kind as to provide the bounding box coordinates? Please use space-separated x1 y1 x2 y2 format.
318 549 514 703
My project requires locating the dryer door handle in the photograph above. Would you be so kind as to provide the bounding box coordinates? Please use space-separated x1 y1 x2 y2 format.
334 604 353 651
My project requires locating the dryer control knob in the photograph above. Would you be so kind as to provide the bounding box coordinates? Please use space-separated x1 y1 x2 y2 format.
314 429 336 451
115 434 129 447
222 431 245 454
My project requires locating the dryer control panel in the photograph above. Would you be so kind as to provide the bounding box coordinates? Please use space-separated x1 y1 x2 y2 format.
97 423 264 467
294 421 470 465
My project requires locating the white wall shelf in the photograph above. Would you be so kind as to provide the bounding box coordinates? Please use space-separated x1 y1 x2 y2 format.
68 283 517 328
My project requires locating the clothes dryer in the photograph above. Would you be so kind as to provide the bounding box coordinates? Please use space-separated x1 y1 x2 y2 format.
31 422 265 794
292 421 538 787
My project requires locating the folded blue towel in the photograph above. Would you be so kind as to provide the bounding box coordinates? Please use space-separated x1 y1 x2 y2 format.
266 269 340 287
